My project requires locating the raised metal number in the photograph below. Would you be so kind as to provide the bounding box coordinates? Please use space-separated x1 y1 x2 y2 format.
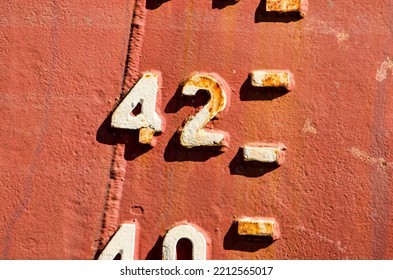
179 73 228 149
162 224 207 260
111 72 162 145
98 224 136 260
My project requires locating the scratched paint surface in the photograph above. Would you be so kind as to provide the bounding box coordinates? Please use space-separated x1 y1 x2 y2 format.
1 0 393 259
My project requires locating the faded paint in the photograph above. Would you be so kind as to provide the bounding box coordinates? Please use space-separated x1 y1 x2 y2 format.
337 32 349 42
376 57 393 82
302 118 317 134
350 147 391 169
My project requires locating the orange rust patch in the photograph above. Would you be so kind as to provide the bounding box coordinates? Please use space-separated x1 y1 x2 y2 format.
143 73 157 79
237 219 275 237
251 71 291 89
184 74 226 117
262 72 289 87
266 0 301 12
139 127 155 145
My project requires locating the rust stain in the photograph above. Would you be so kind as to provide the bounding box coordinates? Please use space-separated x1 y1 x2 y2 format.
179 73 228 149
237 219 275 237
144 73 153 78
184 74 226 118
251 70 294 90
139 127 155 145
266 0 307 17
262 72 289 88
266 0 301 12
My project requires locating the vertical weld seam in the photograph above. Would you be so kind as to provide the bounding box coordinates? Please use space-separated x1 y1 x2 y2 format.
122 0 147 95
95 0 147 257
97 145 127 251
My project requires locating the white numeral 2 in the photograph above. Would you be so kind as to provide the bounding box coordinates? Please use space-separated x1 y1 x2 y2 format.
111 72 162 145
179 73 228 148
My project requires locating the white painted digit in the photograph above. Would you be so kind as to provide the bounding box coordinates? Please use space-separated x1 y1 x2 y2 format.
162 224 207 260
98 224 136 260
111 72 162 145
179 73 228 148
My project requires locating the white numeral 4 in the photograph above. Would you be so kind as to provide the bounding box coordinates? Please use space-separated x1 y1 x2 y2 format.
98 224 136 260
111 72 162 145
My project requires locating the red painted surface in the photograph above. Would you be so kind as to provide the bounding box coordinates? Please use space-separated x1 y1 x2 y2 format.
1 0 393 259
1 0 133 259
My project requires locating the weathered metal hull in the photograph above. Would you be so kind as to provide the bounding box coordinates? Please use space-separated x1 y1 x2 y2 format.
1 0 393 259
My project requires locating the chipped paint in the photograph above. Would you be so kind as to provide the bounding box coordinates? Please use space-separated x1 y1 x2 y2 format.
294 225 347 254
350 147 391 169
237 218 280 240
302 118 317 134
304 19 353 48
336 32 350 49
376 57 393 82
337 32 349 42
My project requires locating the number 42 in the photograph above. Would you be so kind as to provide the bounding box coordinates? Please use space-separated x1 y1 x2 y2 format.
111 71 228 149
111 71 291 163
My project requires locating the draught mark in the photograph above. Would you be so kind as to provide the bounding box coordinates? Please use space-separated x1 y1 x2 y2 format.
251 70 295 91
266 0 308 17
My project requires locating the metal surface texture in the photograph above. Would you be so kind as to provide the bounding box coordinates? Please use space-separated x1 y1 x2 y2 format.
1 0 393 260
